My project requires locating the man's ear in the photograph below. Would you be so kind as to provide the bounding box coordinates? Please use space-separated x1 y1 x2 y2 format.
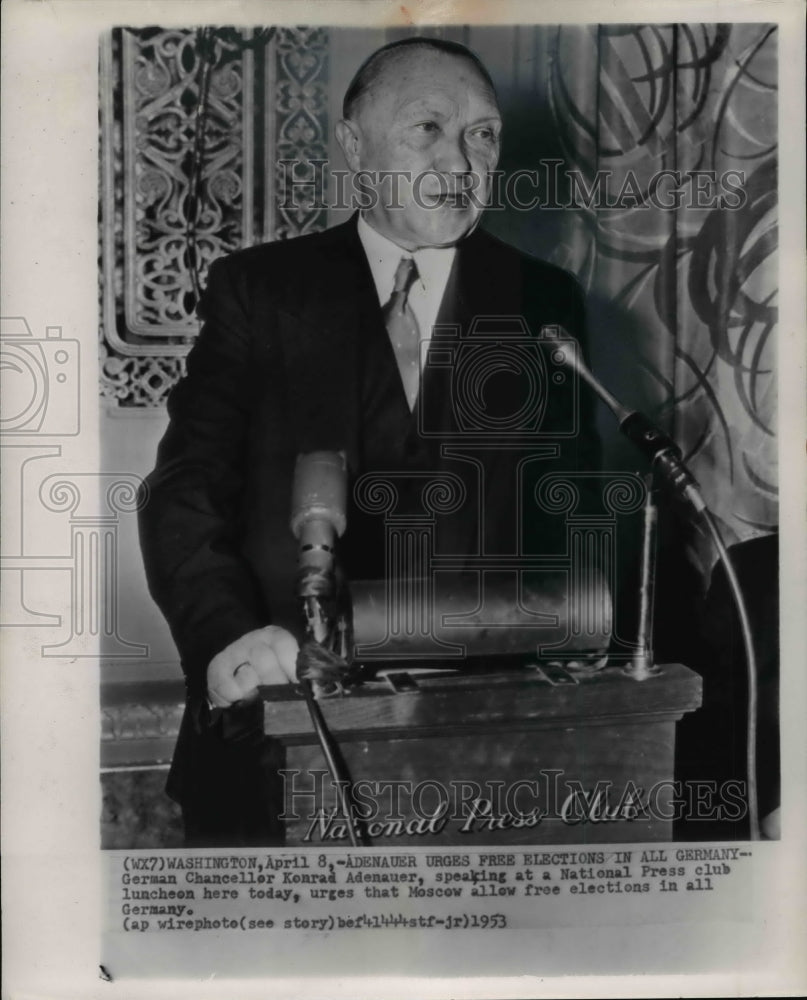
335 119 362 172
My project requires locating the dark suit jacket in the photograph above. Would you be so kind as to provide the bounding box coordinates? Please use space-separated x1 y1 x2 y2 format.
139 216 600 821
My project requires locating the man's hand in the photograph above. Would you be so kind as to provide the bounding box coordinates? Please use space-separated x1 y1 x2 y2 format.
207 626 299 708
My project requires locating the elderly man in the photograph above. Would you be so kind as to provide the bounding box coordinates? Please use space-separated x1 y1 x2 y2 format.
139 36 600 845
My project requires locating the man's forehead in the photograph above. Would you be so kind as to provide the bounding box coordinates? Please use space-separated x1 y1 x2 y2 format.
393 91 500 116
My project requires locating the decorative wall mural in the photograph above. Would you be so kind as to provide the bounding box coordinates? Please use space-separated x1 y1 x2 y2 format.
99 26 329 406
547 23 778 550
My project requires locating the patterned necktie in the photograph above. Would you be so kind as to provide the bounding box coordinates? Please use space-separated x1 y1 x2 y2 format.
382 256 421 410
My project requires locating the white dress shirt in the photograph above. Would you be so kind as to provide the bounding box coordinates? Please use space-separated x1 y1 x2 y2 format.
357 214 456 371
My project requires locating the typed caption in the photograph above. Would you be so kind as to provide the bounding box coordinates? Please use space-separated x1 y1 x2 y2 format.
108 844 754 936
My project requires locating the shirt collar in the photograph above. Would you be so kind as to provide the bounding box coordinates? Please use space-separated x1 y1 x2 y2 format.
357 213 456 303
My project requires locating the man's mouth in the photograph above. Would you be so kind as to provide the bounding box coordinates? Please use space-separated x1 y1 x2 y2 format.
419 190 471 210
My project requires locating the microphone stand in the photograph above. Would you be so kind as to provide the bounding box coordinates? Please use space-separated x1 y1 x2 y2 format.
623 474 660 681
557 341 761 841
299 682 361 848
298 596 364 849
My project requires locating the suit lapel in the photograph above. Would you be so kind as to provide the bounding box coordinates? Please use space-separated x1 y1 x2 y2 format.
419 229 516 440
415 234 504 559
432 230 529 558
276 218 380 471
452 226 523 326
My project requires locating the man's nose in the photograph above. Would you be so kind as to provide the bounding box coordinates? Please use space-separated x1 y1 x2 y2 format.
431 132 473 175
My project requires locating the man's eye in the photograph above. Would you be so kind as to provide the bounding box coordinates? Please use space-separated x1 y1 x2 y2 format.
414 121 439 133
470 127 498 141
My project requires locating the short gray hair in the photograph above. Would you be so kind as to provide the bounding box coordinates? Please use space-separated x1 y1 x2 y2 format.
342 36 498 120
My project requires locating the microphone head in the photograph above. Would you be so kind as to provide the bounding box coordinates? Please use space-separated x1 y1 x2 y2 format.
550 337 583 375
542 328 629 422
290 451 348 539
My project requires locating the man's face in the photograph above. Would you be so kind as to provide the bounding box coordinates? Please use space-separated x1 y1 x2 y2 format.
338 49 502 250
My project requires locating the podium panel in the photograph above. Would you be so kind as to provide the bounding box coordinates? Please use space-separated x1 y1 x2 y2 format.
262 664 702 846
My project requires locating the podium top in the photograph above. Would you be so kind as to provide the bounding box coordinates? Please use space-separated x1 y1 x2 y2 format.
261 663 702 744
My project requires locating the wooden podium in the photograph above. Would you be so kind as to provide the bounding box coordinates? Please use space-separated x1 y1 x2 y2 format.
262 663 702 846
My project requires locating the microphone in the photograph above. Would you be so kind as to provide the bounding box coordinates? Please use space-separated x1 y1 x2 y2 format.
288 451 363 847
554 332 762 838
553 339 706 514
289 451 348 601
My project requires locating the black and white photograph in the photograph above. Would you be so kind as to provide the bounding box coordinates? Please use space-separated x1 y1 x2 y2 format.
2 1 805 996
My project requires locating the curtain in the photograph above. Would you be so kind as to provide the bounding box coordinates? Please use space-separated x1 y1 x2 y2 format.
545 24 778 568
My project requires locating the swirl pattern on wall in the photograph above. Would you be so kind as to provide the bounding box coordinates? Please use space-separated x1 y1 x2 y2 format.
548 23 777 547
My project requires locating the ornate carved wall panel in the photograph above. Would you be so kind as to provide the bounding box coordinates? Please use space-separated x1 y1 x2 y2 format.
99 26 329 406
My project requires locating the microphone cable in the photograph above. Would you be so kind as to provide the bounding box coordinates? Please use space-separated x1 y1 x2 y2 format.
698 507 760 841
